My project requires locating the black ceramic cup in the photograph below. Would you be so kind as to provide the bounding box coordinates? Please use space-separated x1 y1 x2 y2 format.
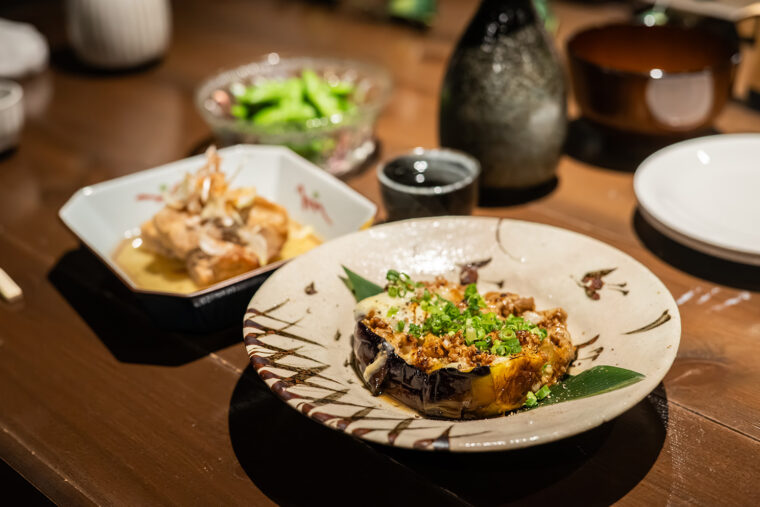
378 148 480 221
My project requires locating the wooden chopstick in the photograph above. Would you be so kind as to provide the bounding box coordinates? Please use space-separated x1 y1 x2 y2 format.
0 267 23 302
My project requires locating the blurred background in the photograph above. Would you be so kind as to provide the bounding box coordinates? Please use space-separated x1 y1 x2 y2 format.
2 0 759 174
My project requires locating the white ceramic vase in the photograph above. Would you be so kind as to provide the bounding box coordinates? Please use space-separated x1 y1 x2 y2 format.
66 0 171 69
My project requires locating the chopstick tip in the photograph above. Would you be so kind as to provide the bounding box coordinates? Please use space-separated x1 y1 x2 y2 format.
0 267 23 303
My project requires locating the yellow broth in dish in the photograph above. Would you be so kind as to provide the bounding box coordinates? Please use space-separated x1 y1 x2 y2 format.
114 220 321 294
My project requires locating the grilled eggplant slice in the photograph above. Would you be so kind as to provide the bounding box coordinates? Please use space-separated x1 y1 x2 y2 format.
352 276 576 419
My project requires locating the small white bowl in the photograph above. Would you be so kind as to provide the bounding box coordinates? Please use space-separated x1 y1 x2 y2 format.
0 80 23 152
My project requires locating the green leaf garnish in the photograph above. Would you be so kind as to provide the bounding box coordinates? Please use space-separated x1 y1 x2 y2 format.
528 366 645 409
341 266 384 302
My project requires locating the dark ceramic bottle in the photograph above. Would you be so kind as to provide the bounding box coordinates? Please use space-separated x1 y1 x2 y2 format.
439 0 566 191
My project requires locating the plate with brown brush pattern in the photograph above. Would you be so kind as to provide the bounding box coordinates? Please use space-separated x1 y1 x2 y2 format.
242 217 680 451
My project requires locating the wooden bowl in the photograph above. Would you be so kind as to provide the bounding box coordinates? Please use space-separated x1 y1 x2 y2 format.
567 24 739 135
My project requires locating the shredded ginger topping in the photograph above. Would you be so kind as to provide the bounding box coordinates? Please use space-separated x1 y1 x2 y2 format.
139 146 290 286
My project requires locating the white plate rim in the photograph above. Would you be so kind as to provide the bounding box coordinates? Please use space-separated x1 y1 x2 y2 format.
634 133 760 264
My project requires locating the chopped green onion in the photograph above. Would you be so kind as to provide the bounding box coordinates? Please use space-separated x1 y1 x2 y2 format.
464 283 487 311
524 391 538 408
473 339 490 349
385 269 418 297
386 306 399 317
502 337 522 355
499 328 516 340
536 385 551 400
396 321 405 332
380 277 543 357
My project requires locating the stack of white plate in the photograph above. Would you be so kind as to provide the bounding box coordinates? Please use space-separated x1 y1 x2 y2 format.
634 134 760 266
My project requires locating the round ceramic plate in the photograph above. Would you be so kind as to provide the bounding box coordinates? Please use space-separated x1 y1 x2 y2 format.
634 134 760 266
243 217 680 451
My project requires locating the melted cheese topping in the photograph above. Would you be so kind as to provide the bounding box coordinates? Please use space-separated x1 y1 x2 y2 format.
355 292 421 329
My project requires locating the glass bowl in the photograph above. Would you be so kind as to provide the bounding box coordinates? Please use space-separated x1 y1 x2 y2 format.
195 54 392 176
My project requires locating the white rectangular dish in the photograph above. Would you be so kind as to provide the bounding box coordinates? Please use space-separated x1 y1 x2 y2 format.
59 145 376 331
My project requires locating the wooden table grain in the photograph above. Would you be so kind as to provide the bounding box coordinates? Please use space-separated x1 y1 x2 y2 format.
1 0 759 505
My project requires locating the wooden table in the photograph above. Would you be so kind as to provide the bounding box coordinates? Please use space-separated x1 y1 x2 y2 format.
1 0 759 504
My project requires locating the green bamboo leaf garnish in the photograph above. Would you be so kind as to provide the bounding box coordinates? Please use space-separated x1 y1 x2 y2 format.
341 266 384 302
528 365 645 409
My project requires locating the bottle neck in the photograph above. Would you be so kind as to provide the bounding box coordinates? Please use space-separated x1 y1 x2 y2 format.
456 0 537 48
475 0 536 25
479 0 534 8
